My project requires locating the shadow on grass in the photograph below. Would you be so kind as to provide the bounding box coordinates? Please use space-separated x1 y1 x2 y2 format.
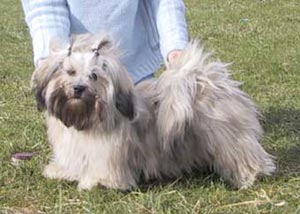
137 170 224 192
262 107 300 176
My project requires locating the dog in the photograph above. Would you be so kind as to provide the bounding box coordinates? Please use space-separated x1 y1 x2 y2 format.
31 34 275 191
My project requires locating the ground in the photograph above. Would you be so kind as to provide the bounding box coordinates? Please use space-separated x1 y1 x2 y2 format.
0 0 299 213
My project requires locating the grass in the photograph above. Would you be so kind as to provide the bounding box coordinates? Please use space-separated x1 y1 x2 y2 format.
0 0 299 213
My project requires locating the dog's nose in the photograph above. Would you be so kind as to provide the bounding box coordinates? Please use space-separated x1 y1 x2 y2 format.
73 85 86 96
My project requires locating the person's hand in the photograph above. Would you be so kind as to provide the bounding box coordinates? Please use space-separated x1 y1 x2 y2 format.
167 50 182 66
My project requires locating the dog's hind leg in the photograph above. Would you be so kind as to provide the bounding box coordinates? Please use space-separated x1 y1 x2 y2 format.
191 86 275 189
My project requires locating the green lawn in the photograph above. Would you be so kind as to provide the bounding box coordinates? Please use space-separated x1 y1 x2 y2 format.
1 0 300 213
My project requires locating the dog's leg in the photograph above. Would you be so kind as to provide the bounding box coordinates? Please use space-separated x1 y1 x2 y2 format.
77 175 100 191
76 167 137 191
78 146 138 191
97 177 136 191
190 85 275 189
43 161 76 181
76 166 136 191
76 165 136 191
43 162 62 179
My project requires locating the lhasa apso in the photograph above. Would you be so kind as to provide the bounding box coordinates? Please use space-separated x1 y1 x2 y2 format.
32 34 275 190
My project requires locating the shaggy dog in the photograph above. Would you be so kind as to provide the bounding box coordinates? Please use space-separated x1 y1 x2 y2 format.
32 34 275 190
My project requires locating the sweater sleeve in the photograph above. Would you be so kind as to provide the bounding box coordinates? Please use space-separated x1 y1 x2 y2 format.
21 0 71 66
151 0 189 61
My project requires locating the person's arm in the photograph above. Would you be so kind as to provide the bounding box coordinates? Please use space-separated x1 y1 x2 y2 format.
151 0 189 65
21 0 71 66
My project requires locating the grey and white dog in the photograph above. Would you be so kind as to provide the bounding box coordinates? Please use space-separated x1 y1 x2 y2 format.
32 34 275 191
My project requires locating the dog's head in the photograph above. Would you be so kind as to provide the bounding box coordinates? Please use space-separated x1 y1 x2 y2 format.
32 34 135 130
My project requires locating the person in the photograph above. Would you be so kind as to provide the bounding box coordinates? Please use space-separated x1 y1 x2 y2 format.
21 0 189 84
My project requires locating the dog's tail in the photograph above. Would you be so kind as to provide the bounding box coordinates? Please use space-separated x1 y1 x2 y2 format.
155 40 236 149
155 41 275 187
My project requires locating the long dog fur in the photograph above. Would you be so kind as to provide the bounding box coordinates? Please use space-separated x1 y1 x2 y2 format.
32 34 275 190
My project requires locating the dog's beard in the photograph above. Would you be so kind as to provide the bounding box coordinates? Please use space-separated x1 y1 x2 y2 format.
48 87 97 130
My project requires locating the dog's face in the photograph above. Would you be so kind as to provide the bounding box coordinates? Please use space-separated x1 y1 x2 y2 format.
32 35 135 130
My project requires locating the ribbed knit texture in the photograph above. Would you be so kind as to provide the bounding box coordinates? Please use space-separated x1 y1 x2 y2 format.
21 0 188 83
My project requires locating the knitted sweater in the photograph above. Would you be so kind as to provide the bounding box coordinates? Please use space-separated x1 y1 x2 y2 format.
21 0 189 83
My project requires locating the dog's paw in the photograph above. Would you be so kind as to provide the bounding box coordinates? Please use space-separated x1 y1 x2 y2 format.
235 182 254 190
230 174 256 190
43 162 74 181
78 178 99 191
98 178 135 191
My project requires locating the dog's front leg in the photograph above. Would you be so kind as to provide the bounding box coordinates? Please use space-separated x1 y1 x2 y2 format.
77 175 100 191
43 161 76 181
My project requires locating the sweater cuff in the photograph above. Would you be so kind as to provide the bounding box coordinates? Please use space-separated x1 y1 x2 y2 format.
31 28 70 67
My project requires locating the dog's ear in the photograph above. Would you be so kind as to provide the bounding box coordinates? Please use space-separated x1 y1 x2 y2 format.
96 39 112 50
31 59 61 111
115 91 135 120
92 37 114 56
35 86 46 111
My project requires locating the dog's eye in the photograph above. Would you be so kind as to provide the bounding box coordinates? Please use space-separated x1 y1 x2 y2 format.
90 72 98 81
102 63 108 71
67 70 76 76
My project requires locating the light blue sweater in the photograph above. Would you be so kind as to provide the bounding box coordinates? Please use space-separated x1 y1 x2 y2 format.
21 0 189 83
